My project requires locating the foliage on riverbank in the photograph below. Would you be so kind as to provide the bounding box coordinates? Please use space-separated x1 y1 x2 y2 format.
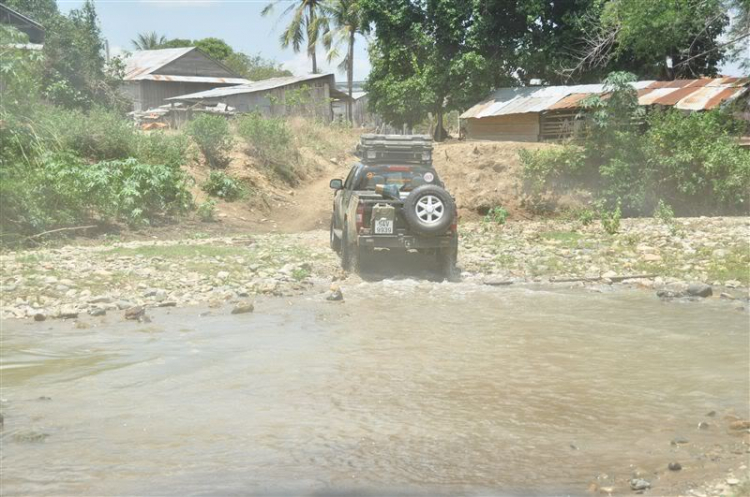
520 73 750 217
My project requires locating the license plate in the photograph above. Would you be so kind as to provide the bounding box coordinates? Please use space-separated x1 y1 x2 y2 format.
374 218 393 234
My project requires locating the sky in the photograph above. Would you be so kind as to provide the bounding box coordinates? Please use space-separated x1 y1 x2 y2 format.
58 0 746 83
57 0 373 80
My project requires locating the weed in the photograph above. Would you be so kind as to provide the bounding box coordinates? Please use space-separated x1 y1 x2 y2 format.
292 267 311 281
185 114 233 169
600 203 621 235
483 206 509 225
202 172 246 201
197 200 217 222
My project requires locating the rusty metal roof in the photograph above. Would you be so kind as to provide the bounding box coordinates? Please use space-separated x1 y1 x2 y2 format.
124 47 195 80
166 73 337 101
134 74 249 85
461 78 750 119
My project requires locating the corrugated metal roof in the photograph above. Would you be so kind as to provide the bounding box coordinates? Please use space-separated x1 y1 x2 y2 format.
461 78 749 119
131 74 250 85
167 73 336 101
124 47 196 80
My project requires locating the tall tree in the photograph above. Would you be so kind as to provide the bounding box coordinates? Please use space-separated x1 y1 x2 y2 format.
224 52 292 80
577 0 731 79
131 31 167 50
322 0 369 121
262 0 329 73
362 0 522 139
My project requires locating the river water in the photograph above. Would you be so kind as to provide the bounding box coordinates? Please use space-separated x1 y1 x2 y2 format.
1 282 748 496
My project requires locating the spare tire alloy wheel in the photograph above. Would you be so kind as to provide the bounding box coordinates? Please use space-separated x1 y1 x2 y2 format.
403 185 455 235
416 195 445 225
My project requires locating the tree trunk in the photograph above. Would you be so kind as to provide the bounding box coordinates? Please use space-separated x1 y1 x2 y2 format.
347 31 354 123
434 106 447 141
308 4 318 74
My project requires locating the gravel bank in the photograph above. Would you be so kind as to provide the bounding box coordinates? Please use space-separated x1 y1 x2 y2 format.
1 216 748 320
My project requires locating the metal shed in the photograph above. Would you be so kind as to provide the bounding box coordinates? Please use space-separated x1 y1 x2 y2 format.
0 3 45 44
461 78 750 142
122 47 250 112
168 73 350 123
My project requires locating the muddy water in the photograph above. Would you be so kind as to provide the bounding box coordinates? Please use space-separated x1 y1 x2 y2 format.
1 283 748 496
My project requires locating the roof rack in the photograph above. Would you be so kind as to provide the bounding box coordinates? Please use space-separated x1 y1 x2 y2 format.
357 134 433 165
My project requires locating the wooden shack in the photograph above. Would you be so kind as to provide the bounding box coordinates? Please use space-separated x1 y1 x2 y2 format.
168 73 350 123
123 47 249 112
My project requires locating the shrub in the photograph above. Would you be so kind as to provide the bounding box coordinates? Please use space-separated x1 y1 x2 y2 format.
135 131 192 169
483 206 509 225
236 112 296 183
517 71 750 216
36 106 137 161
202 171 246 201
644 109 750 212
197 200 216 222
600 203 621 235
185 114 233 168
0 154 193 236
520 145 586 193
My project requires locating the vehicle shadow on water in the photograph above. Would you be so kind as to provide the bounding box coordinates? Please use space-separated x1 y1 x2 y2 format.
357 249 445 282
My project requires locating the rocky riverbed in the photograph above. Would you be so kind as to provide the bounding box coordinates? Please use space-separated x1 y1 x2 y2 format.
1 216 748 320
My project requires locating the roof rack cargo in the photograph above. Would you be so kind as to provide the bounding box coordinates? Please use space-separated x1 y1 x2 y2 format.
357 134 433 165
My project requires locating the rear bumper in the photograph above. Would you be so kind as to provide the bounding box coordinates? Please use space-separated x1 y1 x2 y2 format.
358 233 455 250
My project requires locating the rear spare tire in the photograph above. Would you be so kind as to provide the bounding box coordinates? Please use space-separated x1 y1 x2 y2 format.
403 184 455 236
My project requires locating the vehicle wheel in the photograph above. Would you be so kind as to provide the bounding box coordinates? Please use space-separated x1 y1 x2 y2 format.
341 226 360 273
437 239 459 282
403 184 455 236
330 215 341 253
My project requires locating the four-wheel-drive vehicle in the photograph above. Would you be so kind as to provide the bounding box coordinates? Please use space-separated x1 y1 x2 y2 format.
329 134 458 280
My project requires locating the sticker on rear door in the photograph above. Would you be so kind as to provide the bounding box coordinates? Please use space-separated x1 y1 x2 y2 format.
423 172 434 183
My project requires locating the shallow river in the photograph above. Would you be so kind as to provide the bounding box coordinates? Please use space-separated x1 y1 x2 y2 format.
2 282 748 496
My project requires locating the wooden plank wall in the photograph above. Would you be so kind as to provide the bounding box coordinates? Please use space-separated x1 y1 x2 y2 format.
464 113 540 141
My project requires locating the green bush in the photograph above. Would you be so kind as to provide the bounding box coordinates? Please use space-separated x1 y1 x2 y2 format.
483 206 509 225
236 112 296 183
135 131 192 169
36 106 137 161
202 171 246 201
0 153 193 236
197 200 217 222
185 114 233 168
518 71 750 216
600 203 621 235
520 145 586 193
644 109 750 212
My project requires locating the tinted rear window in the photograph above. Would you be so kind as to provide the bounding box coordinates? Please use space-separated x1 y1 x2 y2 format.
355 165 441 191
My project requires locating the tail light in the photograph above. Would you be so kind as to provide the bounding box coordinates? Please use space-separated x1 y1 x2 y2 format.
356 202 365 232
450 212 458 233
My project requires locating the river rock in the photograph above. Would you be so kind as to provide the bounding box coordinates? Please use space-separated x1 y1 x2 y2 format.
484 276 514 286
629 479 651 491
687 283 712 298
89 295 111 304
727 478 740 486
729 420 750 430
671 436 690 445
657 290 684 299
56 306 78 319
231 301 254 314
668 462 682 471
124 306 146 321
724 280 741 289
88 307 106 317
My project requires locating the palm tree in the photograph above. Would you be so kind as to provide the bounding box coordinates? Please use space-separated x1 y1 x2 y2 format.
131 32 167 51
322 0 369 122
262 0 328 74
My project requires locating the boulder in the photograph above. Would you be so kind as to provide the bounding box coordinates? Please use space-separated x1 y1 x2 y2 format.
231 301 255 314
686 283 712 298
